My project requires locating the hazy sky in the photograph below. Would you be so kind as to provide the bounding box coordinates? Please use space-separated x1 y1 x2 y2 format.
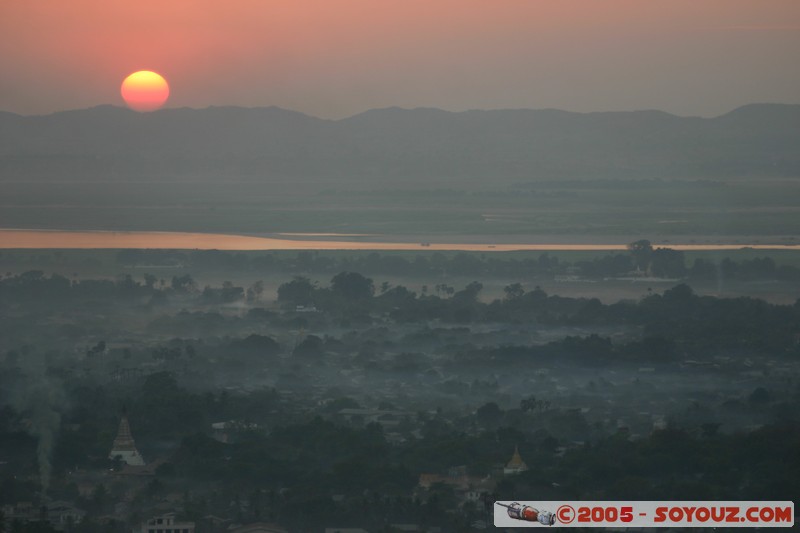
1 0 798 118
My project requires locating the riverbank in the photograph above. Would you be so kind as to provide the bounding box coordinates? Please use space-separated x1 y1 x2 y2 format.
1 228 799 251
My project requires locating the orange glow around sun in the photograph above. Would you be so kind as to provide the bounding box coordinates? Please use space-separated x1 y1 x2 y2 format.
121 70 169 112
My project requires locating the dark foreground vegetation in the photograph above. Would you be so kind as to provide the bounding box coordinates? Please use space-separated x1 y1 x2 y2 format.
1 246 799 532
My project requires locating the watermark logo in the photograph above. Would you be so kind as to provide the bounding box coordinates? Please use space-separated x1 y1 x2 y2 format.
494 501 794 527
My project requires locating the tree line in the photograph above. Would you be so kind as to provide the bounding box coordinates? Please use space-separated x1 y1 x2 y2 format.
111 242 800 281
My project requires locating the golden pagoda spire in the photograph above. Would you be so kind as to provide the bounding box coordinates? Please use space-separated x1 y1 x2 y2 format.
504 445 528 474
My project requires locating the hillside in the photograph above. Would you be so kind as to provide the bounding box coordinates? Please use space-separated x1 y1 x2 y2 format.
1 104 798 183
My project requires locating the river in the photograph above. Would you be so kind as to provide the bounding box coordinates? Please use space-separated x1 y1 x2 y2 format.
1 229 798 252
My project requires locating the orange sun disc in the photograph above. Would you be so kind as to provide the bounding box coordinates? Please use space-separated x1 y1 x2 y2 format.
121 70 169 112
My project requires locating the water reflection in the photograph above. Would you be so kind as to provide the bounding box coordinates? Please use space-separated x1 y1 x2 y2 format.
0 229 796 251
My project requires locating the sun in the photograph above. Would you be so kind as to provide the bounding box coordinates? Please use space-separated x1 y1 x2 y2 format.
120 70 169 112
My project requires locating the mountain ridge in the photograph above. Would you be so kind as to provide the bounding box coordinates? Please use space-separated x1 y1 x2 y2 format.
1 103 798 182
3 102 795 120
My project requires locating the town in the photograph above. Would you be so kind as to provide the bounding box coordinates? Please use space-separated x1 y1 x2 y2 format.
1 246 798 532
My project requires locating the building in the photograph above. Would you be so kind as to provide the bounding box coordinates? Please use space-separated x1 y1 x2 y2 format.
45 501 87 529
418 465 471 490
1 502 39 524
228 523 288 533
1 501 85 531
109 411 145 466
211 420 260 443
503 446 528 475
417 465 495 505
337 408 410 428
139 513 195 533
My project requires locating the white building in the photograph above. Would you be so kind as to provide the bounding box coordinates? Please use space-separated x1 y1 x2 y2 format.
139 513 195 533
109 412 145 466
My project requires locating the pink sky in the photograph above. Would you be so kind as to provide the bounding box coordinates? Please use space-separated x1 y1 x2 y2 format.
1 0 798 117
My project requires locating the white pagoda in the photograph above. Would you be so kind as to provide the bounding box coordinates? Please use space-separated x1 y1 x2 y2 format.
109 411 145 466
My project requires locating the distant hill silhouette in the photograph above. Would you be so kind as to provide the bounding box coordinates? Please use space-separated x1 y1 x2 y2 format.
1 104 798 183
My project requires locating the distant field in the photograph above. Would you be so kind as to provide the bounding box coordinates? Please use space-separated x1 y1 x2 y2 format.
1 178 800 238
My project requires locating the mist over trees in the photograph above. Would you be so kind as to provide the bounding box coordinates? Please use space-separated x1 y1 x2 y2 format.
108 246 800 282
2 242 800 532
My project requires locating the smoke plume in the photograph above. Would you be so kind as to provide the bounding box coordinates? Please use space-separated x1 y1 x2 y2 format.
26 379 62 496
6 350 65 498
